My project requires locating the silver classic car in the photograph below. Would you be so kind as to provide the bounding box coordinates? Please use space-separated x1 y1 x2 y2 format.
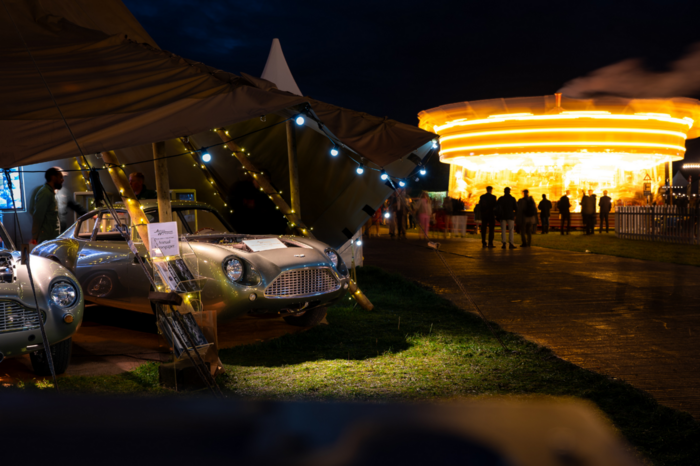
0 222 84 375
32 201 350 326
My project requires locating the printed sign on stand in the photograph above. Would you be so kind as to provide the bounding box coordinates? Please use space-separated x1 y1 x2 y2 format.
147 221 179 257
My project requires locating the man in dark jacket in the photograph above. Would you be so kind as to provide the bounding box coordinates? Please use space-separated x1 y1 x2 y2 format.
31 167 64 245
496 187 518 249
538 194 552 234
517 190 538 247
478 186 497 248
598 190 612 233
558 190 571 235
581 190 597 235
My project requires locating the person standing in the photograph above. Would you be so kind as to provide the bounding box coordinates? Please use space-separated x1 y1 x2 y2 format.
496 187 518 249
538 194 552 234
416 191 432 239
558 190 571 235
394 189 407 239
599 190 612 233
581 190 597 235
517 190 537 247
30 167 65 245
478 186 497 248
128 172 157 200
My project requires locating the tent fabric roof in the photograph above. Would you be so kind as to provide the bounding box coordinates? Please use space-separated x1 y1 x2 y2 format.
673 171 688 187
0 1 308 167
261 39 302 96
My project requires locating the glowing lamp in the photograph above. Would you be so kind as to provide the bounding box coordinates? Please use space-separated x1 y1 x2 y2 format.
384 212 390 219
419 168 427 175
399 180 406 187
380 170 388 181
330 146 339 157
356 164 364 175
295 115 305 125
355 239 363 246
202 153 212 163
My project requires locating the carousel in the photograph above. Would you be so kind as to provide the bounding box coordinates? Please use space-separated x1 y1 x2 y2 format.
419 94 700 211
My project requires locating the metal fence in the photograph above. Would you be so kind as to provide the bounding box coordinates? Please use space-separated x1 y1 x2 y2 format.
616 206 699 244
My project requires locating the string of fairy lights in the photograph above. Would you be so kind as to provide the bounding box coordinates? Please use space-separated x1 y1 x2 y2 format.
35 109 438 233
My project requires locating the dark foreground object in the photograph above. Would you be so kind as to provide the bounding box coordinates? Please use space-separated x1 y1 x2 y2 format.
0 393 639 466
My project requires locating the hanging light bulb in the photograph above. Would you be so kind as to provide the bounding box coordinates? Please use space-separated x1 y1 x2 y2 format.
355 238 363 246
384 212 390 219
295 115 305 125
330 146 339 157
356 164 364 175
432 140 438 149
380 170 388 181
202 153 212 163
419 167 427 176
399 180 406 187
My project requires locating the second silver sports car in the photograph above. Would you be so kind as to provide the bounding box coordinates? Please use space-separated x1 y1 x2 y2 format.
32 201 350 326
0 221 84 375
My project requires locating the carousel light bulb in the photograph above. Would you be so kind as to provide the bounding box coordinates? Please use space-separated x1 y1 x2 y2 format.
330 146 339 157
380 170 388 181
202 153 212 162
295 115 305 125
356 164 364 175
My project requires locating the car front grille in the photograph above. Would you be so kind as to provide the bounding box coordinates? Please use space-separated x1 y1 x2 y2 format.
264 267 340 299
0 300 44 334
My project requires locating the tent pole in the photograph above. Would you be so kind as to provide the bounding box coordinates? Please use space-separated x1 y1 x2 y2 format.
286 120 302 217
153 141 173 223
215 129 313 238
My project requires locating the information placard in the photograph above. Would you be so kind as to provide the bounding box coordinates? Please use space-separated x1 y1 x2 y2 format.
243 238 287 252
147 221 179 257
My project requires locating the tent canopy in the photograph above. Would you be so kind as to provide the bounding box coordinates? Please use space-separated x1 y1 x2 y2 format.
1 0 435 247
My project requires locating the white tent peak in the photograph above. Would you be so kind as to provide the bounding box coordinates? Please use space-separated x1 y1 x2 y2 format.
261 38 302 96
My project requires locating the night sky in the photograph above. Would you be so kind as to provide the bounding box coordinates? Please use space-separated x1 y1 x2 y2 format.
124 0 700 163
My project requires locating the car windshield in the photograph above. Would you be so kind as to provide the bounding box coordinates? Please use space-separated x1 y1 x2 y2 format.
144 207 234 235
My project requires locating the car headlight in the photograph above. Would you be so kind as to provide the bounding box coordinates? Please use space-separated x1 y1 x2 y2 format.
325 249 339 268
224 258 244 282
50 280 78 309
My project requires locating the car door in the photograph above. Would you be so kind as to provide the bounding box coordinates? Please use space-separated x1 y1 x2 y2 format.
74 210 133 308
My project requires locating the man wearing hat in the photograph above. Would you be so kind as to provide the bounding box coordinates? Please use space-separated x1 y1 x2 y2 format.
30 166 65 245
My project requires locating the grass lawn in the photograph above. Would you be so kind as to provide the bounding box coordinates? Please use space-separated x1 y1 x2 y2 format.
530 232 700 267
9 266 699 465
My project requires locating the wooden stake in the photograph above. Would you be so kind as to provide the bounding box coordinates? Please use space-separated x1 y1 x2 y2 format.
286 120 302 216
153 141 173 223
215 129 313 238
100 151 151 251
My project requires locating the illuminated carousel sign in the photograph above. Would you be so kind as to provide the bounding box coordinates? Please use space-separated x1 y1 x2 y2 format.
418 94 700 211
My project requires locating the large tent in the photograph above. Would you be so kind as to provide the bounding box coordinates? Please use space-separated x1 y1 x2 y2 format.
0 0 435 247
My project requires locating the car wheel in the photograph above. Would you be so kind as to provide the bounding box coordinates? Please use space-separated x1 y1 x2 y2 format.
283 306 327 327
30 337 72 376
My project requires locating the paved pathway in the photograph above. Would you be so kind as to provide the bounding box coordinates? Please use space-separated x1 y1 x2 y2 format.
364 236 700 419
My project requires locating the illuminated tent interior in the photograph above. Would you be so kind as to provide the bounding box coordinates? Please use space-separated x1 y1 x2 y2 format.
419 95 700 211
0 0 435 248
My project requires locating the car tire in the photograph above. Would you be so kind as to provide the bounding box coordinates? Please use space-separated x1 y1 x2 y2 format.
30 337 72 376
283 306 327 327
